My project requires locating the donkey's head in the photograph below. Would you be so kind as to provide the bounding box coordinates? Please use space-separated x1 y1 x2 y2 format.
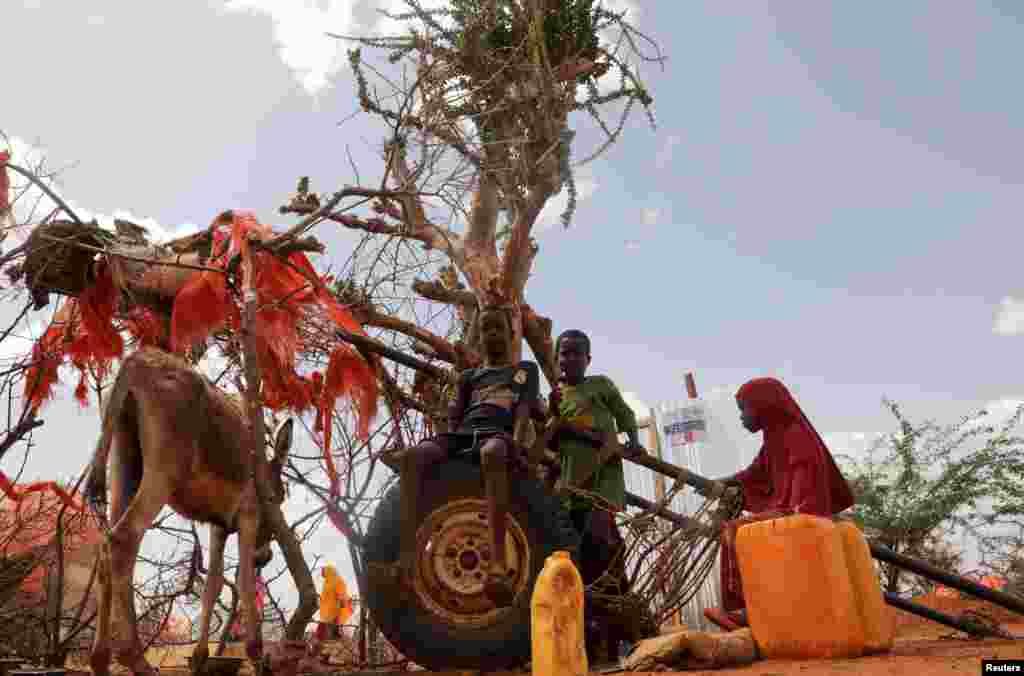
254 417 294 569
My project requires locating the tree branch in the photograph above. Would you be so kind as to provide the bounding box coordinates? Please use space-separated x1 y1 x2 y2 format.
2 162 84 225
522 304 556 386
500 189 549 300
335 329 451 383
355 307 459 366
411 279 477 308
398 114 483 168
0 414 43 463
384 142 465 262
466 172 500 249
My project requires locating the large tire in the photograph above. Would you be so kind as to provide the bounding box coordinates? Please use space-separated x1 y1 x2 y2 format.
362 458 580 671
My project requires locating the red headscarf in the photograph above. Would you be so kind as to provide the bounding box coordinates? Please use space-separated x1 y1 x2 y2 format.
733 378 854 516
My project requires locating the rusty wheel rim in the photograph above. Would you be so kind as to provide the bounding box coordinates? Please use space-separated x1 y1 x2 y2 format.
413 498 531 627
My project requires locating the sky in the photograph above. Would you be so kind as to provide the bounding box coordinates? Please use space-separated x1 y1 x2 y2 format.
4 0 1024 616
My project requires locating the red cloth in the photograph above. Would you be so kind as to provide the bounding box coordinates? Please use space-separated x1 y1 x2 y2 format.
732 378 853 515
719 377 854 611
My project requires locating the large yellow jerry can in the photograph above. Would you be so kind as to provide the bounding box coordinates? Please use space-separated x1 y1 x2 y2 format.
835 519 894 654
531 551 588 676
736 514 866 659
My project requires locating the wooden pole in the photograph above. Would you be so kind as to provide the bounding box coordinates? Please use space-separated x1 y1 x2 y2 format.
684 373 698 400
645 407 672 628
677 372 700 626
651 410 667 500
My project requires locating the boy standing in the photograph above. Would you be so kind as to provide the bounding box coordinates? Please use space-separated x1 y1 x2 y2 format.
550 329 644 661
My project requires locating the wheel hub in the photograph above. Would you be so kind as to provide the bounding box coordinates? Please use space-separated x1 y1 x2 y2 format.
413 499 531 626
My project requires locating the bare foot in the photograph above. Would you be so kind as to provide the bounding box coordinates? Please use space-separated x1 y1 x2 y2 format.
483 568 516 607
704 607 741 632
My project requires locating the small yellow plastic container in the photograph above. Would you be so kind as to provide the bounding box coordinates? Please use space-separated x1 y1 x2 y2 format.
736 514 866 659
836 520 894 654
531 551 588 676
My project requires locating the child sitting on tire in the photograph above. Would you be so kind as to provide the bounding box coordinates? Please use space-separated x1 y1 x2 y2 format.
370 305 543 607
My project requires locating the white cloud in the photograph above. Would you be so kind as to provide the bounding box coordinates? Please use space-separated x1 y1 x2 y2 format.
993 296 1024 336
220 0 643 101
103 211 201 245
655 134 681 170
374 0 460 36
2 135 199 249
640 207 659 226
219 0 362 98
535 166 598 231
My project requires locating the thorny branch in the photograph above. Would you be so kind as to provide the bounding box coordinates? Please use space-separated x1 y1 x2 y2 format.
0 0 681 656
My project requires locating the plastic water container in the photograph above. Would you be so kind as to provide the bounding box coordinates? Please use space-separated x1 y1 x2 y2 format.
736 514 866 659
531 551 588 676
836 520 894 654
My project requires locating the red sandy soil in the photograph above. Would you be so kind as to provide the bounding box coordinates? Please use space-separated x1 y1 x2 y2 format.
75 595 1024 675
627 594 1024 676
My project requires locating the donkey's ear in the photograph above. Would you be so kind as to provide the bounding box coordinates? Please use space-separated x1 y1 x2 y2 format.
273 418 295 462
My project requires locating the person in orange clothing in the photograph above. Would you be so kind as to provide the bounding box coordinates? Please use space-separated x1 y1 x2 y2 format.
316 565 353 641
704 377 855 632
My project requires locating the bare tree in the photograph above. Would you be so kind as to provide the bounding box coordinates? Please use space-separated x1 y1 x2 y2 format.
0 1 672 665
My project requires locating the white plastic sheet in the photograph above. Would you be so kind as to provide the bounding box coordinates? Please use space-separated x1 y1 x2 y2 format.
625 390 760 631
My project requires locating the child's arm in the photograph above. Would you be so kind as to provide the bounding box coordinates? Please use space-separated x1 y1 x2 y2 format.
447 369 473 431
513 362 541 447
600 376 642 450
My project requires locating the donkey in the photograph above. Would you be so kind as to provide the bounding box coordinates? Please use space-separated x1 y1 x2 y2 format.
84 347 294 676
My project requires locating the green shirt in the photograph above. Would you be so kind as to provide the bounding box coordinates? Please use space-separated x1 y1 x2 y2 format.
557 375 638 511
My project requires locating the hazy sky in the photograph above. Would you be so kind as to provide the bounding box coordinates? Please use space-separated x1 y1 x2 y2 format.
5 0 1024 611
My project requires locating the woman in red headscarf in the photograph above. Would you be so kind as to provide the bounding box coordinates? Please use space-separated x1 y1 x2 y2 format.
703 377 854 631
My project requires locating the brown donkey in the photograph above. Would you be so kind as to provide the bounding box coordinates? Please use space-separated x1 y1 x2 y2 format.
85 347 294 676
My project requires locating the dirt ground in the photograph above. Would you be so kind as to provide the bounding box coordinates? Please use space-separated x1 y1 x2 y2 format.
626 593 1024 676
72 594 1024 675
644 629 1024 676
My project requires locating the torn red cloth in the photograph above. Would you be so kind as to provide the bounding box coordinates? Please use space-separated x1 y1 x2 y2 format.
25 262 123 410
168 212 376 440
718 377 854 611
167 212 376 542
24 300 72 411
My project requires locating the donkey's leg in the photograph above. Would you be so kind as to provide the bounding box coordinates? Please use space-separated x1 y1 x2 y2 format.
236 482 263 662
192 524 228 676
91 422 134 676
108 473 173 676
89 541 114 676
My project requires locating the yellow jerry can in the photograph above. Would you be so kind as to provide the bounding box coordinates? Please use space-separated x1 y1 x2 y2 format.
736 514 866 659
531 551 587 676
